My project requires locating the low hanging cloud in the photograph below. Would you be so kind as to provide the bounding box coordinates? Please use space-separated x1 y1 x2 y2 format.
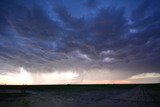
129 73 160 79
0 67 80 84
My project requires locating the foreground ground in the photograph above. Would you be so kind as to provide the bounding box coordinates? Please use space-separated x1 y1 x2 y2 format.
0 84 160 107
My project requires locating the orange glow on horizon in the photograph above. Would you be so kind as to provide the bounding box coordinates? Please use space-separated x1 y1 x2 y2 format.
81 80 132 84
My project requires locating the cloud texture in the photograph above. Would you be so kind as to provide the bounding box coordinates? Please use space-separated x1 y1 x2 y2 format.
0 0 160 83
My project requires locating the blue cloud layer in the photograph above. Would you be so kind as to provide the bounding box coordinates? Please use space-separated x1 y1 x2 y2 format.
0 0 160 77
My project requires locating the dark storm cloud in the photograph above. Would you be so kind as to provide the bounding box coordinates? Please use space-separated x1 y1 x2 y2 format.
84 0 100 8
126 0 160 71
0 0 160 77
0 0 63 72
54 6 86 30
54 6 127 59
89 7 127 49
0 0 62 48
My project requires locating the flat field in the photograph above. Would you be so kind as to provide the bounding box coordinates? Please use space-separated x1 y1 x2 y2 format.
0 84 160 107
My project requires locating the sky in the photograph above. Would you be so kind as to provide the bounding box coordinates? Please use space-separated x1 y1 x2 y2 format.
0 0 160 84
